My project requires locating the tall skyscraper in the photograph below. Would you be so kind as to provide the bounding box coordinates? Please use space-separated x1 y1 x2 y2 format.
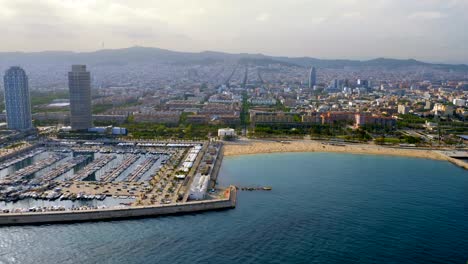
308 66 316 89
3 67 33 131
68 65 92 130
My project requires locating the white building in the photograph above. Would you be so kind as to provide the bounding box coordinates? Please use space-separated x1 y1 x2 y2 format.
218 128 235 138
398 105 410 115
453 98 466 107
189 173 209 200
248 98 277 106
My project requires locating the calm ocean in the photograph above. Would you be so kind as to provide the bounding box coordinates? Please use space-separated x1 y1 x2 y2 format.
0 153 467 264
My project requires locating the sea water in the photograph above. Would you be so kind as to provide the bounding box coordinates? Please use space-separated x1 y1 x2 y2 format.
0 153 467 264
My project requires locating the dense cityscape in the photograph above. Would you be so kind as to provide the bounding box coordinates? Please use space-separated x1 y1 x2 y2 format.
0 48 466 223
0 48 466 146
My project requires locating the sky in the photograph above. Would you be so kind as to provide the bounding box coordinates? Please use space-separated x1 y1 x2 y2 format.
0 0 467 63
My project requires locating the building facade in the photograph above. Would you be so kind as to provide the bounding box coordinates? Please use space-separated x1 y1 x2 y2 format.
250 111 298 126
3 67 33 130
321 112 355 125
355 114 396 129
68 65 92 130
308 67 317 89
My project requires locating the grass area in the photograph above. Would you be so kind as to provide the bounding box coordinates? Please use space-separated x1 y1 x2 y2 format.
33 106 69 113
0 90 69 113
383 138 400 144
92 100 142 114
30 90 69 106
240 91 250 127
374 135 422 145
92 103 114 114
123 123 225 140
397 114 429 129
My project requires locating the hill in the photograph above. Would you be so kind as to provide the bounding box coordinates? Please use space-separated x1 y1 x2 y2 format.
0 46 467 71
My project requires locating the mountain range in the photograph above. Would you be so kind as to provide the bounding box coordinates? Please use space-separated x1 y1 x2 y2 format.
0 46 467 71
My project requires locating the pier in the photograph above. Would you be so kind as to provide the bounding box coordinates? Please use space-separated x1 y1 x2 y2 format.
236 186 272 191
125 156 158 182
100 155 139 182
0 186 237 226
70 155 117 181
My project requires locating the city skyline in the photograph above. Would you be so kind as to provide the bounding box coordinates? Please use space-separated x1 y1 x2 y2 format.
0 1 467 63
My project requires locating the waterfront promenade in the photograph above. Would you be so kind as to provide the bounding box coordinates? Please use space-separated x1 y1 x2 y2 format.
223 139 468 170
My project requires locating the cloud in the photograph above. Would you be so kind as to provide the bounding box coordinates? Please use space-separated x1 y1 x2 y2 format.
179 7 206 16
342 12 362 19
0 0 466 62
408 11 445 20
256 13 271 22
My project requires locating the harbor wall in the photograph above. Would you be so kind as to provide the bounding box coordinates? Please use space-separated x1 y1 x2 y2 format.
209 145 224 188
0 186 236 226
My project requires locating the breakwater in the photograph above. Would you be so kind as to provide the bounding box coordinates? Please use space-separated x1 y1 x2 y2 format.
0 186 236 226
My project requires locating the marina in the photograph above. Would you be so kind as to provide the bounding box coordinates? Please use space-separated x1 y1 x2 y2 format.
0 140 228 223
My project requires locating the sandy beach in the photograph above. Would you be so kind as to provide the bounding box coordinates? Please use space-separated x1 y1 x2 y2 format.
223 140 468 169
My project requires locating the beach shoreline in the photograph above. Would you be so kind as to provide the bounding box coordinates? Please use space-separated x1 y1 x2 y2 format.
223 139 468 169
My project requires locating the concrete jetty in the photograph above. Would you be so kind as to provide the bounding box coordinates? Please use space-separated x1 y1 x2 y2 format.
0 186 237 226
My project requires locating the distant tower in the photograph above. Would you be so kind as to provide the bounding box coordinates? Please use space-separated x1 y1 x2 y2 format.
68 65 92 130
3 67 33 131
308 66 317 89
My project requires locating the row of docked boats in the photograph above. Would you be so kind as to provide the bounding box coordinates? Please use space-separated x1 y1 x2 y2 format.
100 155 139 182
71 147 165 155
69 155 117 181
41 155 90 182
1 205 112 214
73 193 107 201
0 149 45 170
125 157 159 182
2 206 67 214
3 154 65 183
16 191 107 201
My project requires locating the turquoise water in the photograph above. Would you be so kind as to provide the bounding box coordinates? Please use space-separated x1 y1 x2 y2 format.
0 153 467 264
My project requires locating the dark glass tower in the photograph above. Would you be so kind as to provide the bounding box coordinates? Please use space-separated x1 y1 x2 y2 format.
68 65 92 130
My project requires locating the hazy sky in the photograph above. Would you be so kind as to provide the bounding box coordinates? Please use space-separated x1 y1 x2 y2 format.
1 0 467 63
